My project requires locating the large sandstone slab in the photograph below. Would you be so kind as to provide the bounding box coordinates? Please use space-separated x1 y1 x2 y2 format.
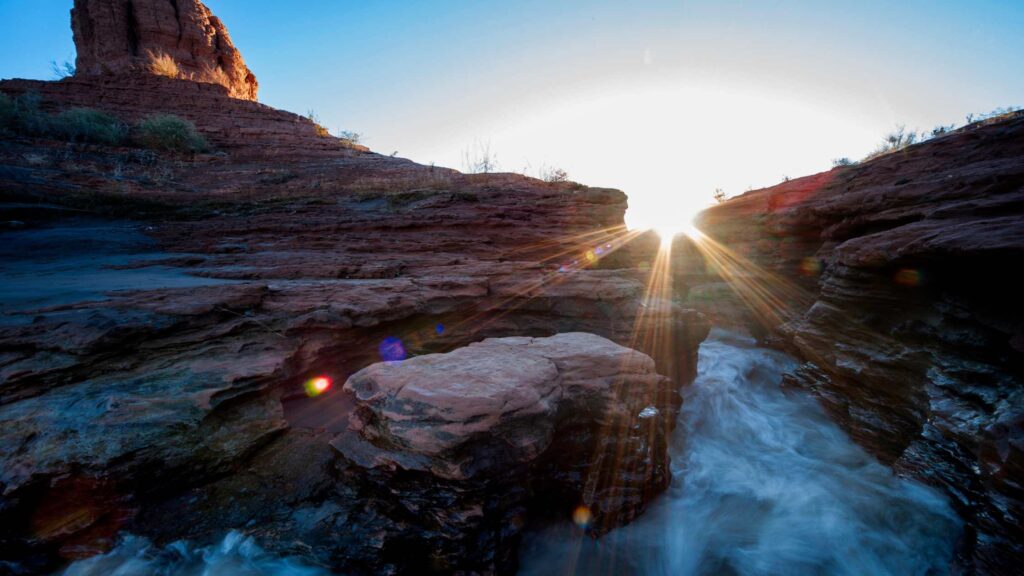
330 332 679 573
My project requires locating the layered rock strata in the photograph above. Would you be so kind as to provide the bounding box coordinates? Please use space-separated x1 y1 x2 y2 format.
71 0 258 100
0 1 711 572
0 88 708 574
332 333 676 573
690 112 1024 574
0 75 354 158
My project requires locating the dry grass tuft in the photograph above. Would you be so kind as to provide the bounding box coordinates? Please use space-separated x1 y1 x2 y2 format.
146 50 180 78
198 64 231 88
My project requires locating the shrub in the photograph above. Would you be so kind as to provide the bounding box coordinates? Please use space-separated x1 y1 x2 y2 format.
0 91 51 136
53 108 127 145
540 166 569 183
198 64 230 87
832 157 853 167
51 60 75 79
336 129 361 143
462 140 497 174
146 50 180 78
864 124 923 160
305 110 331 137
133 114 209 152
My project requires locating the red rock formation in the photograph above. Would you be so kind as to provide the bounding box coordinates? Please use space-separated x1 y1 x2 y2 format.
0 3 710 573
0 76 357 158
334 333 677 572
691 111 1024 574
71 0 258 101
0 96 706 574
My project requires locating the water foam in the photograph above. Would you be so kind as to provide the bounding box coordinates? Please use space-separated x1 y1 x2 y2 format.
518 329 960 575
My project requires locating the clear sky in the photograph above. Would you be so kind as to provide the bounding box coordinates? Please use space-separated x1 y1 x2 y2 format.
2 0 1022 231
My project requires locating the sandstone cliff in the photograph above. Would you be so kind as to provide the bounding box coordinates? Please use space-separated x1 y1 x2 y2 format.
0 2 708 569
691 112 1024 574
72 0 258 100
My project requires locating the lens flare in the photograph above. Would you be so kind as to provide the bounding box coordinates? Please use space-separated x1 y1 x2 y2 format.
654 226 677 247
304 376 332 397
379 336 407 362
572 505 592 528
800 257 822 276
894 268 922 287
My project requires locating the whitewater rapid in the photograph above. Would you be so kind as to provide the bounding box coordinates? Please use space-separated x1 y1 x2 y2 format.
518 329 961 575
60 329 960 575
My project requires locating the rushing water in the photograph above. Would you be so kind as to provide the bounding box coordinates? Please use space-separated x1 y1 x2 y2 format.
59 329 960 575
518 329 961 575
59 531 330 576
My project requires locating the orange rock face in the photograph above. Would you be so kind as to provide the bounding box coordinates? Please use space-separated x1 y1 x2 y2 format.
71 0 258 101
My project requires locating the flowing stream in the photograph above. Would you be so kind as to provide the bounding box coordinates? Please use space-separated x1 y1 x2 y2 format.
518 329 961 575
59 330 961 575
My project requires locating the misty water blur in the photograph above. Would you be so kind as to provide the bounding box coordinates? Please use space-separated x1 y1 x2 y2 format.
60 531 329 576
58 330 960 575
519 329 961 576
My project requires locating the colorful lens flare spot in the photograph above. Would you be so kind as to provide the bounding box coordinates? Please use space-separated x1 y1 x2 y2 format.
800 257 822 276
894 268 922 287
304 376 331 397
435 323 445 335
572 505 592 528
379 336 407 362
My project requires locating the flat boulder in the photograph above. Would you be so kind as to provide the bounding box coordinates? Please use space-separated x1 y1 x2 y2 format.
331 333 680 573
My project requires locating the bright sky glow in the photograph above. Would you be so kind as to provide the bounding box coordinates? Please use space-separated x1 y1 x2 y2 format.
2 0 1022 232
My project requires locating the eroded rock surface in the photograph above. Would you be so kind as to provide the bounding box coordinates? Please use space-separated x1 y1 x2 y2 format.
691 112 1024 574
72 0 258 100
0 57 707 575
0 2 710 572
330 333 677 573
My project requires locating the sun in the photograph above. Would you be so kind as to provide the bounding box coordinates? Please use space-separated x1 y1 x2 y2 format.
654 222 703 246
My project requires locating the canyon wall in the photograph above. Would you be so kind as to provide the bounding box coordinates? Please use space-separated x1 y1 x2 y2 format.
692 112 1024 574
0 2 706 572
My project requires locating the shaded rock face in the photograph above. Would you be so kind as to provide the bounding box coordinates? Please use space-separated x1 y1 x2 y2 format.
692 112 1024 574
0 4 710 572
0 78 708 573
333 333 677 573
72 0 258 100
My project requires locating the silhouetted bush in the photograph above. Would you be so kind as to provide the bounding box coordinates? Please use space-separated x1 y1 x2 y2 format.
832 157 854 167
0 92 51 136
540 166 569 182
336 129 361 143
50 60 75 79
133 114 210 152
462 140 498 173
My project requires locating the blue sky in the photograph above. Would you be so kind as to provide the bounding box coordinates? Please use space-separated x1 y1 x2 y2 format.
2 0 1022 229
